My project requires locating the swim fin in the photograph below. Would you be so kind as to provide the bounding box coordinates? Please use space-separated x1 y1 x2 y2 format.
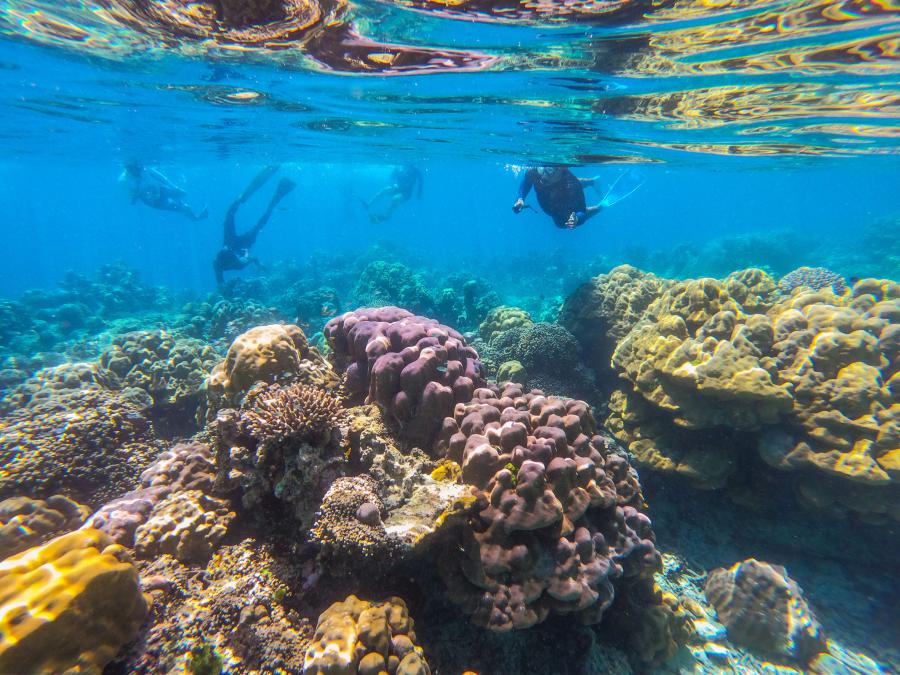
597 168 644 207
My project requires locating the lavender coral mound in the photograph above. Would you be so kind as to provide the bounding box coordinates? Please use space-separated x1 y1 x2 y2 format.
705 558 827 662
436 383 661 630
779 266 847 295
325 307 486 447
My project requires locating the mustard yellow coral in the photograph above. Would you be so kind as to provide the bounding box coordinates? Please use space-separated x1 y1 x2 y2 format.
303 595 430 675
0 528 148 674
478 306 533 344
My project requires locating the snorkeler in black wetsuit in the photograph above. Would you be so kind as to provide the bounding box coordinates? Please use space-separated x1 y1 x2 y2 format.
123 163 208 221
213 166 296 285
512 166 601 229
364 164 423 223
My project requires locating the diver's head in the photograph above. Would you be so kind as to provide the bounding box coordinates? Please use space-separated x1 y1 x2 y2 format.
124 162 143 178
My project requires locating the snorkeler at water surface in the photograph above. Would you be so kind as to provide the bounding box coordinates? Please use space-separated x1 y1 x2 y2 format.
364 163 423 223
123 162 208 221
213 166 296 285
512 166 602 230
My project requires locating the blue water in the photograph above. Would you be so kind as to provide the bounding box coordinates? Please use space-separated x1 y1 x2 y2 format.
0 0 898 673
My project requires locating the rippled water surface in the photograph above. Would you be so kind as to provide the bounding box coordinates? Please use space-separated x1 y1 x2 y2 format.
1 0 898 162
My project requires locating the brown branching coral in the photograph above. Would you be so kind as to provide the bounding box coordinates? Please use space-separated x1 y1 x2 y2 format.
242 381 343 447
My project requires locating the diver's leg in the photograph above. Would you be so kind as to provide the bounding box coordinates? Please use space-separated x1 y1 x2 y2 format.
382 194 405 220
238 165 279 204
245 177 296 243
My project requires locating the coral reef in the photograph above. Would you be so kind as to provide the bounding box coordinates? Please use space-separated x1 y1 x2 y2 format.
0 494 91 559
303 595 431 675
436 383 661 630
705 558 827 662
85 441 217 546
0 528 148 674
325 307 485 448
243 381 344 447
0 386 161 506
123 538 313 673
486 321 599 402
100 329 218 414
309 475 397 570
134 489 234 564
559 265 670 378
478 305 533 344
207 323 338 412
779 266 848 295
353 261 436 317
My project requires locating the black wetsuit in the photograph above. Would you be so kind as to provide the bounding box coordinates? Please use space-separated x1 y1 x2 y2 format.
518 167 587 228
213 200 267 284
393 165 423 199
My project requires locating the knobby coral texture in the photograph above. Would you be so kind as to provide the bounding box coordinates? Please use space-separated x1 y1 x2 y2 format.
325 307 486 447
435 383 661 631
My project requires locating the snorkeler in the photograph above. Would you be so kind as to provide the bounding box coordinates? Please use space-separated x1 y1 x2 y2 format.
512 166 601 230
213 166 296 286
122 162 208 221
364 164 423 223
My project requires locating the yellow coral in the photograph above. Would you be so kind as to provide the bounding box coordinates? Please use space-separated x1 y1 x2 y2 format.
303 595 430 675
0 528 148 674
479 306 533 344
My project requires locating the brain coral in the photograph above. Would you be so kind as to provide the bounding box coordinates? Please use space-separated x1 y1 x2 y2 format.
705 558 826 662
0 386 161 506
435 383 661 631
478 306 533 344
207 323 339 410
559 265 670 375
0 494 90 560
303 595 431 675
0 528 148 673
325 307 485 448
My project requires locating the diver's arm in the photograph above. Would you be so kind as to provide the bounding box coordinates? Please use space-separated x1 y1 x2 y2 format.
513 171 534 213
148 168 186 195
578 176 598 187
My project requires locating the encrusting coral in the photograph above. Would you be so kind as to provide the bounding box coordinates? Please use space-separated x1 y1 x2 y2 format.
303 595 431 675
0 528 148 674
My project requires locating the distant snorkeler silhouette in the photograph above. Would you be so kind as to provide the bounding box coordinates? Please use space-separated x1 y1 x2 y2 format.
122 162 208 221
364 164 423 224
512 165 643 229
213 166 296 286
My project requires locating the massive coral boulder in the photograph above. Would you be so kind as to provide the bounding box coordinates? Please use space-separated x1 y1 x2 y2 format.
303 595 431 675
0 494 91 560
0 529 148 674
325 307 485 448
134 489 234 564
478 305 533 344
85 441 217 547
705 558 826 662
758 280 900 518
206 323 338 411
606 272 900 516
559 265 670 377
486 322 599 403
0 386 162 506
436 383 661 631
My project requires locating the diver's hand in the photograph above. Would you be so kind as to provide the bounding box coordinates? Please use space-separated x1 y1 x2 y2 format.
512 198 525 214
